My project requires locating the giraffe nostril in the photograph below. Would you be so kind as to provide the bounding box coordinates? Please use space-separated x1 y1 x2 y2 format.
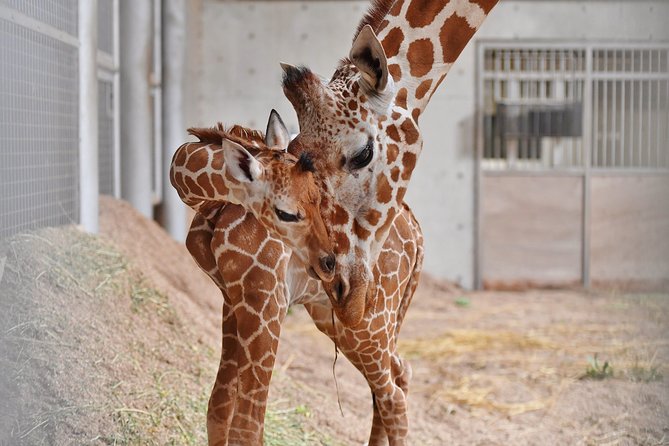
335 280 345 301
321 254 336 274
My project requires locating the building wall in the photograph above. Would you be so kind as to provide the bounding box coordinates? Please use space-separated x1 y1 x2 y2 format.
184 0 669 288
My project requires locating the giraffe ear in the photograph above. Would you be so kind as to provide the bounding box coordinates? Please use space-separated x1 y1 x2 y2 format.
222 139 264 183
265 109 290 151
350 25 389 93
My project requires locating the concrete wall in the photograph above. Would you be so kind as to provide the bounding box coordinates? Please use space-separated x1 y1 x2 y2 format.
184 0 669 288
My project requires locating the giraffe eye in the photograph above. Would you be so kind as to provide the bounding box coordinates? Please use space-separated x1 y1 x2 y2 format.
274 207 301 223
349 140 374 170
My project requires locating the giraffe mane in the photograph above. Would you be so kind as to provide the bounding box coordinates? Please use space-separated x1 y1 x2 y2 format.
187 123 267 153
354 0 397 40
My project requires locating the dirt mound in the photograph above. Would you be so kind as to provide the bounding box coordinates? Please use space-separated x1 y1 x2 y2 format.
0 226 217 444
0 198 328 444
99 196 221 346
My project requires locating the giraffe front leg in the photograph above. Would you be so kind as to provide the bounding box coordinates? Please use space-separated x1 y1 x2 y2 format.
367 355 412 446
303 302 409 446
227 293 287 446
207 300 240 446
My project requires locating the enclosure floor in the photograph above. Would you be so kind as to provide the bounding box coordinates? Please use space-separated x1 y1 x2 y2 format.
275 281 669 445
2 197 665 444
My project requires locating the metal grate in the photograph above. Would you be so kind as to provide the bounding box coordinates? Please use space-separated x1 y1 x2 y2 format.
98 78 115 196
481 44 669 172
0 15 79 239
1 0 78 36
592 48 669 169
482 47 586 170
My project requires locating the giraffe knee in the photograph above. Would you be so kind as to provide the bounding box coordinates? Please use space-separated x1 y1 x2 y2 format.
391 355 412 394
395 358 412 394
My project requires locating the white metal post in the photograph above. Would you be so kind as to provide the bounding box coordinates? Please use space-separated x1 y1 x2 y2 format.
113 0 121 198
120 0 154 218
160 0 187 240
79 0 99 233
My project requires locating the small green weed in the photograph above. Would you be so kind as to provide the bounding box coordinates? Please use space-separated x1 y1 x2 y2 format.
582 354 614 380
454 297 471 308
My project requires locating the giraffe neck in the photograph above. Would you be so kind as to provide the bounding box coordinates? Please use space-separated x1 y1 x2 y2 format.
169 141 260 217
371 0 497 117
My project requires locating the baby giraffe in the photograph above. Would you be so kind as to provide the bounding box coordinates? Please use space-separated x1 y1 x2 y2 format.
170 110 336 283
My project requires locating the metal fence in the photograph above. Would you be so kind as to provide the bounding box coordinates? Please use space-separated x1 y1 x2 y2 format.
0 0 122 240
0 1 80 239
480 43 669 172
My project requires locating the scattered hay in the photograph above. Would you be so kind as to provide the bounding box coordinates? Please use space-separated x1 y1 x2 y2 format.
0 226 331 444
399 321 669 418
399 329 557 360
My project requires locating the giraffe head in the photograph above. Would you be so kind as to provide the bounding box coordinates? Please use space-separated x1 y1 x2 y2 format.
282 26 421 326
190 112 336 283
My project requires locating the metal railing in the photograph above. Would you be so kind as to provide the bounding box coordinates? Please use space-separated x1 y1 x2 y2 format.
480 43 669 172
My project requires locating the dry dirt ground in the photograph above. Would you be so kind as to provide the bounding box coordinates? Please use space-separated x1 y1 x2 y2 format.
1 196 667 445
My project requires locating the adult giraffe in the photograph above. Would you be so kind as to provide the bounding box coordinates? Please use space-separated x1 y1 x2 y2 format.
278 0 498 443
282 0 498 329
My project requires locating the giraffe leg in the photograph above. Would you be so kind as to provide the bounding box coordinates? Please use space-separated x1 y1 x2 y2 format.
183 213 239 443
207 299 240 445
226 294 287 446
209 209 291 445
303 302 409 446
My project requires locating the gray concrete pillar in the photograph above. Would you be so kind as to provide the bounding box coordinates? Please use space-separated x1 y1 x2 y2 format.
120 0 154 218
160 0 188 240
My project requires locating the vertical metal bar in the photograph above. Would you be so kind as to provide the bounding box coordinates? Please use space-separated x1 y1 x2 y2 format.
603 76 608 168
79 0 99 233
665 74 669 168
581 45 593 288
113 0 121 197
494 50 500 167
612 77 617 167
648 54 653 167
474 42 486 290
639 50 644 166
152 0 163 203
658 77 663 168
593 76 599 168
620 79 626 167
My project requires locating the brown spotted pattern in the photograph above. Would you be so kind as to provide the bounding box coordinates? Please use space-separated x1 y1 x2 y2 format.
272 2 496 442
173 0 497 444
173 121 425 446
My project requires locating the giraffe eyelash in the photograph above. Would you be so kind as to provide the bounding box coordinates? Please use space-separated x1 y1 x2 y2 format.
349 139 374 170
274 207 301 223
